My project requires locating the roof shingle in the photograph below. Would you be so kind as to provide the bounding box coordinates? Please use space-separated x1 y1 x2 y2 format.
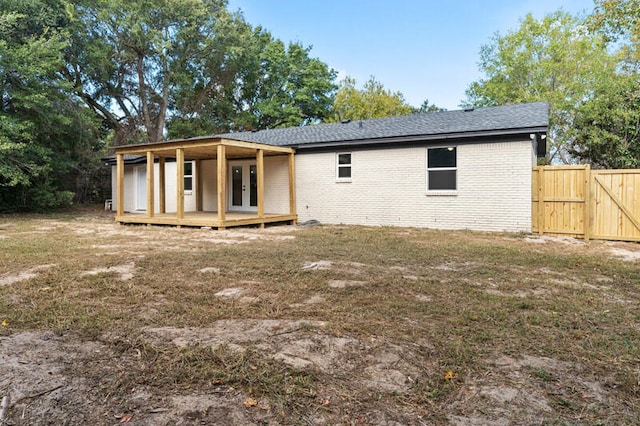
215 102 548 147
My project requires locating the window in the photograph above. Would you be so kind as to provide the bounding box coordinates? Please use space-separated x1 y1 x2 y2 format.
184 161 193 191
336 153 352 180
427 147 456 191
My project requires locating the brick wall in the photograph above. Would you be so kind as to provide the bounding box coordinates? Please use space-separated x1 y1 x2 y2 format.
294 141 534 232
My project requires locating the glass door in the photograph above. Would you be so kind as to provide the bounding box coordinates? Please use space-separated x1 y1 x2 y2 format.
229 161 257 212
135 166 147 211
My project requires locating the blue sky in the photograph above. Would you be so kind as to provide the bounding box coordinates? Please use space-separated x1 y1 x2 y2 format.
226 0 596 110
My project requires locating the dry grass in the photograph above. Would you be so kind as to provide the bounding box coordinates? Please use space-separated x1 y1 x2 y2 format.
0 206 639 424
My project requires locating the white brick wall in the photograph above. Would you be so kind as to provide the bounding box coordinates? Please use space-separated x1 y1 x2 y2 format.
294 141 534 232
264 155 291 213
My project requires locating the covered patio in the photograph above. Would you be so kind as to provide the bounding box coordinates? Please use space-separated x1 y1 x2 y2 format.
114 137 297 229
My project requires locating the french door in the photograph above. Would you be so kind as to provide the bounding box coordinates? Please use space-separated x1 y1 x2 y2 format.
135 166 147 211
228 161 257 212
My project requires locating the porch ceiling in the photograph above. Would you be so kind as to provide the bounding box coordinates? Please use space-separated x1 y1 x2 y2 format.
114 137 294 160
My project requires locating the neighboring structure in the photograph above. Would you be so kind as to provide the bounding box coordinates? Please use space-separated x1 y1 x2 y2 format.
109 102 548 231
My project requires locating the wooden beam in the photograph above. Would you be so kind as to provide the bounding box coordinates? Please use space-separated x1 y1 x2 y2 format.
220 138 295 154
159 157 166 214
288 152 296 218
257 149 264 219
584 164 591 241
176 148 184 220
115 139 221 155
116 153 124 218
537 166 545 235
116 137 292 157
146 151 155 218
217 144 226 222
195 159 203 212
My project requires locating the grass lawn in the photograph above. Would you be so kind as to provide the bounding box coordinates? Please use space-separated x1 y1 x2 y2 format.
0 206 638 425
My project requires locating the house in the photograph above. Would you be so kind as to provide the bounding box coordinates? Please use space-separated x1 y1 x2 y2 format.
109 102 548 231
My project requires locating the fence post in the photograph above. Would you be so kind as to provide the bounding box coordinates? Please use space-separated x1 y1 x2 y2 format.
583 164 591 241
538 166 545 235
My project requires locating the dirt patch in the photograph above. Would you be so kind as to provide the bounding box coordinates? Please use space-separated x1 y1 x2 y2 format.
448 354 611 424
434 261 477 272
301 260 332 270
523 235 585 245
0 331 108 424
414 294 432 302
214 287 245 298
143 319 327 348
79 262 135 281
0 264 56 287
483 287 556 298
0 331 274 425
290 294 326 307
328 279 367 288
609 247 640 262
143 319 425 395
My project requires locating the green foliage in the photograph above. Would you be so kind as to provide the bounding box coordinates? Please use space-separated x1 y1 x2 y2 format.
168 25 337 137
0 119 49 187
571 75 640 168
569 0 640 168
67 1 337 142
65 0 230 143
0 0 104 211
328 76 415 122
589 0 640 69
464 11 616 163
417 99 446 113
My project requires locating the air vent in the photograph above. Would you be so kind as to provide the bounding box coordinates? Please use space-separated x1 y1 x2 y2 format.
341 119 351 124
464 107 474 112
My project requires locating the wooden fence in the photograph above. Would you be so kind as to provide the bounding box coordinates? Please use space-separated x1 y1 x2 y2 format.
532 165 640 242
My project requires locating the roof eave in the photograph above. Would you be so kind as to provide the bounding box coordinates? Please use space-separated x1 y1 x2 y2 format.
288 126 548 150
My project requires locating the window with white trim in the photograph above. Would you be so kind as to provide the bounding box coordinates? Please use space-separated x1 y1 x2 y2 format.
427 147 456 191
184 161 193 191
336 153 352 180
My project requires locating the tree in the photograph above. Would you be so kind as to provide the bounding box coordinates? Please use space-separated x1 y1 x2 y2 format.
0 10 58 188
589 0 639 70
167 26 337 138
328 76 415 122
66 1 337 143
64 0 231 144
464 11 616 163
0 0 104 211
416 99 445 113
567 1 640 167
571 75 640 168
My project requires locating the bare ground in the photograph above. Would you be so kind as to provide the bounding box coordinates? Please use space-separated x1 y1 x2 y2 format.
0 208 638 424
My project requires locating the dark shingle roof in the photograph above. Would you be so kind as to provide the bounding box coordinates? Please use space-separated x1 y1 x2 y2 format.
102 154 147 165
216 102 548 148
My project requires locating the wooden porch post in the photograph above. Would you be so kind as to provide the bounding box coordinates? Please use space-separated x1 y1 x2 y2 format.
257 149 264 221
116 153 124 218
584 164 591 241
159 157 166 214
195 159 203 212
176 148 184 220
146 151 155 218
288 152 296 219
217 144 226 224
537 166 545 235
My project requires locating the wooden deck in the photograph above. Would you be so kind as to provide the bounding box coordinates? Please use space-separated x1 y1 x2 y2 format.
116 211 297 229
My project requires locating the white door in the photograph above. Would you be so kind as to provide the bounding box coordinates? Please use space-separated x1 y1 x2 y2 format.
136 166 146 211
229 161 257 212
